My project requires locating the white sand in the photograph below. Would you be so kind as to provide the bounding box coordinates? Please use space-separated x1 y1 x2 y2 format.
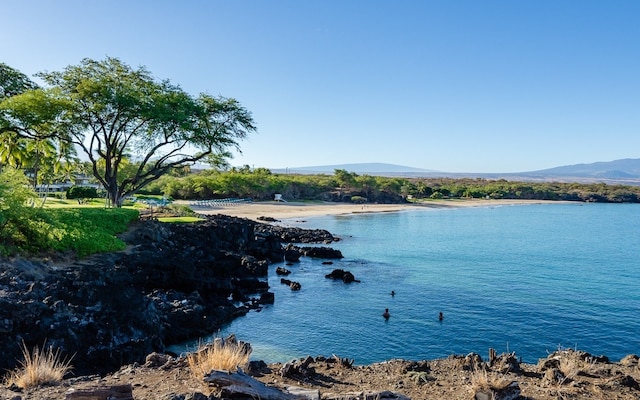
186 199 555 221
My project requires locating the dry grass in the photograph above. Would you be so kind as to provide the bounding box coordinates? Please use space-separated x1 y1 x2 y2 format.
555 351 597 385
558 356 580 383
187 337 252 379
470 370 513 393
4 341 73 389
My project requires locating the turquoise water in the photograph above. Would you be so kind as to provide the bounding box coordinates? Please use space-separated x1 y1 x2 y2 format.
199 203 640 364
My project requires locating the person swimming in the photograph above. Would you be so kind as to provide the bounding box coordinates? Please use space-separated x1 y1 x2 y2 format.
383 308 391 319
391 290 395 297
439 311 444 321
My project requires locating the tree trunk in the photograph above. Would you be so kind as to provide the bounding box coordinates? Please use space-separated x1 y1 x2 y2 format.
106 185 121 208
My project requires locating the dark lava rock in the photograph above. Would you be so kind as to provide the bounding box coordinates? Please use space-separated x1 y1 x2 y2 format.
301 246 343 259
256 224 338 244
0 214 339 375
325 269 359 283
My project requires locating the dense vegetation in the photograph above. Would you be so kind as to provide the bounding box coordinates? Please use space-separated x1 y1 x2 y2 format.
1 59 255 207
140 167 640 204
0 167 138 256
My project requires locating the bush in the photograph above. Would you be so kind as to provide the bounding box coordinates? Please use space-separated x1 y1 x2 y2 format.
66 186 98 199
187 337 251 378
350 195 367 204
0 167 38 254
4 341 73 389
165 204 196 217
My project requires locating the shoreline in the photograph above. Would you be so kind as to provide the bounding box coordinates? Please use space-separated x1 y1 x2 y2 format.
3 201 639 399
187 199 561 221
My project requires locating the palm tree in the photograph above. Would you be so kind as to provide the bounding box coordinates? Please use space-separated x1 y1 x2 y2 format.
0 131 29 169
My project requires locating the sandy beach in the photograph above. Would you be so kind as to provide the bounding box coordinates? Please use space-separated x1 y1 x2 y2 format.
187 199 555 221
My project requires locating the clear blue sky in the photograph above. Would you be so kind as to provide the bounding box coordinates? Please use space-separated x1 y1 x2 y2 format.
2 1 639 173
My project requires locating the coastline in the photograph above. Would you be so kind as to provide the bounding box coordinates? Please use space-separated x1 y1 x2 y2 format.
187 199 559 221
3 201 639 399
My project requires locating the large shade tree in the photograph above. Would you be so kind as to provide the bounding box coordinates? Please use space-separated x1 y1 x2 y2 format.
1 58 256 206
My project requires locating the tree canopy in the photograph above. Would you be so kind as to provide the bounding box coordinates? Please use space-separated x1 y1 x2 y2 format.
0 58 256 206
0 63 38 101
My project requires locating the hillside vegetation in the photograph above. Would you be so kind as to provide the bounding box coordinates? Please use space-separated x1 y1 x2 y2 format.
142 168 640 203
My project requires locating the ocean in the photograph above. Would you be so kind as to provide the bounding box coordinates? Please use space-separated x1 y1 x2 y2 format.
178 203 640 365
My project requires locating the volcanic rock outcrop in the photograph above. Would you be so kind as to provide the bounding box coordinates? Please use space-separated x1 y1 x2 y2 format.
0 214 338 375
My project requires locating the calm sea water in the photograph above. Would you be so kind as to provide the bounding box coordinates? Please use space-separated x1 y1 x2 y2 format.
177 203 640 364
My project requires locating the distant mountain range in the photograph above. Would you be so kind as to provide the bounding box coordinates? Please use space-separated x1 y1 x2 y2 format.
275 163 436 175
273 158 640 185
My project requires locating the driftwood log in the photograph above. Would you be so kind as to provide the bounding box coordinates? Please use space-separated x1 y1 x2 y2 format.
65 384 133 400
204 369 319 400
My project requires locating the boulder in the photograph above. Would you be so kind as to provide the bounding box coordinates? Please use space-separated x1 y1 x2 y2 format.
276 266 292 275
280 278 301 291
325 269 359 283
301 246 343 259
283 244 303 262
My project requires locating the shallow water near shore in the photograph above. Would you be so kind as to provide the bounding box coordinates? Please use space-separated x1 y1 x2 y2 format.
175 203 640 364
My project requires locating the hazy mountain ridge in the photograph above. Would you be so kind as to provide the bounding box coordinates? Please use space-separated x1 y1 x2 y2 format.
524 158 640 178
274 158 640 185
273 162 436 174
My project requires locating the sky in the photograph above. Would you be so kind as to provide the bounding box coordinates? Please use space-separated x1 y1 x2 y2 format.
2 1 639 173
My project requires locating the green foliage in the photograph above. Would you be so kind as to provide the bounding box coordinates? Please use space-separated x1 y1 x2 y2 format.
66 185 98 199
2 58 256 207
146 168 640 204
0 167 38 250
157 216 202 223
39 208 138 256
0 176 138 255
164 203 196 217
350 195 367 204
0 62 39 100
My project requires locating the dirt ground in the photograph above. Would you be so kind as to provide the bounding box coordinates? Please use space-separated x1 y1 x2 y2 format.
3 349 639 400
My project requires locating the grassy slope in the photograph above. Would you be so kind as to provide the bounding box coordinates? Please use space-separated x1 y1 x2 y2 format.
1 198 141 257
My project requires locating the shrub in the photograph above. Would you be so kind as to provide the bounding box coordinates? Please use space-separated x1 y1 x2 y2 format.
66 186 98 199
187 337 251 379
4 341 73 389
165 204 197 217
0 167 38 254
350 195 367 204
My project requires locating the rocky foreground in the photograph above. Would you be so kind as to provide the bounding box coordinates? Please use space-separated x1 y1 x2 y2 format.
2 214 640 399
0 214 340 375
1 347 639 399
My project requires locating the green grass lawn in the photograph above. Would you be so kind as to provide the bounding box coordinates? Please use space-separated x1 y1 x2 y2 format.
157 216 204 223
2 195 202 257
42 197 147 209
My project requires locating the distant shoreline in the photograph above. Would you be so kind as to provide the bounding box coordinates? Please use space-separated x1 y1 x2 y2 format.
186 199 568 221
